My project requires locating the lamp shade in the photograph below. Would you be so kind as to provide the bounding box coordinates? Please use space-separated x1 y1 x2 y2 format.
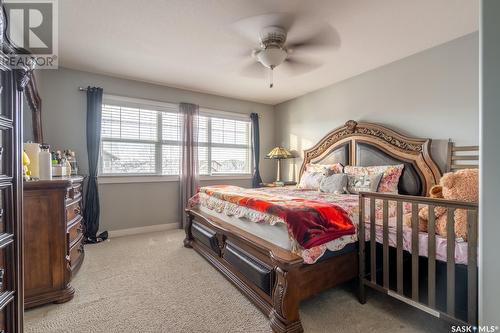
266 146 293 159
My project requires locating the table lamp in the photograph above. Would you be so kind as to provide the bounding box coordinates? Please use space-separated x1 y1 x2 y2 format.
266 146 293 183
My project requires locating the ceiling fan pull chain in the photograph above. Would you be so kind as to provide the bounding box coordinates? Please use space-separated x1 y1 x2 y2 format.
269 67 274 88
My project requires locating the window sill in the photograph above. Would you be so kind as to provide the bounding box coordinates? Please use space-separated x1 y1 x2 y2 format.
200 174 252 181
98 175 178 184
98 174 253 184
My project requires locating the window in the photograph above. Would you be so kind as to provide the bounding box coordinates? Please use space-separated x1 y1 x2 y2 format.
100 97 181 176
198 114 252 175
99 96 252 177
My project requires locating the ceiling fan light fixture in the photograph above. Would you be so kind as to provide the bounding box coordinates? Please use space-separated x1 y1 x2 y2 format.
235 17 334 88
255 47 288 69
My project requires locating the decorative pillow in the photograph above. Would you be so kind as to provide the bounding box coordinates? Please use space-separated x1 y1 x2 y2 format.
305 163 344 175
298 163 344 190
347 173 383 194
319 174 348 194
297 170 327 189
344 164 404 193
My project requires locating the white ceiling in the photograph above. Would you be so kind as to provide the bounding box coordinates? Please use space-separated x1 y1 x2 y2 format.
59 0 479 105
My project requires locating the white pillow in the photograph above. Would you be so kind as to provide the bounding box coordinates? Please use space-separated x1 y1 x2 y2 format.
297 170 327 190
319 174 348 194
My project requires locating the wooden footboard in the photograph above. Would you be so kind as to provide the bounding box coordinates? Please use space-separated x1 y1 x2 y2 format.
184 208 358 333
358 192 478 326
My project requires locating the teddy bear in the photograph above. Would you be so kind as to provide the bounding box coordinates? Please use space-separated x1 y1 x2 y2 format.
403 168 478 240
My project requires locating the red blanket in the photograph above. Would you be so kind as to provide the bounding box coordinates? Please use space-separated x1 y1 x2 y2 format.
197 185 355 249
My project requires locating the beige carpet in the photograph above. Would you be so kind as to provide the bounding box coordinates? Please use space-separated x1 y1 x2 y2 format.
25 230 451 333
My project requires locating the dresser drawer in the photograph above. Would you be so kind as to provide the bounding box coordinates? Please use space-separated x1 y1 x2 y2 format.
0 246 7 294
0 71 13 121
0 185 11 235
69 239 84 271
66 198 82 223
0 290 13 327
66 182 83 202
0 290 15 333
67 218 84 248
0 238 14 318
0 127 12 179
72 182 82 200
0 306 5 333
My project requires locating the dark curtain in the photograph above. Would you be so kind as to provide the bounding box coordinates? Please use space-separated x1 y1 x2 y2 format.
250 113 263 187
179 102 199 228
83 87 107 243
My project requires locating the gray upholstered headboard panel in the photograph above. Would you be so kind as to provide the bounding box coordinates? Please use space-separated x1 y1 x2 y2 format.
356 142 422 196
299 120 442 196
312 143 349 166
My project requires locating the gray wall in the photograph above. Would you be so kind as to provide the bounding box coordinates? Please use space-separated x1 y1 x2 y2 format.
23 95 34 142
480 0 500 324
33 68 275 231
274 33 479 180
98 178 251 230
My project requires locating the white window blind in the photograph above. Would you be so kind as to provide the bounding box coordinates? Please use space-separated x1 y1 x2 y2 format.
99 97 252 177
198 113 252 175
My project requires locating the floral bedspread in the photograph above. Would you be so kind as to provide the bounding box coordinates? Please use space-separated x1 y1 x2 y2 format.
189 186 468 264
192 185 355 249
189 186 406 263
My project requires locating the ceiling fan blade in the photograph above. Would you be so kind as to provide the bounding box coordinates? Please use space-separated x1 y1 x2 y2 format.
232 13 296 44
233 48 258 59
279 57 321 77
240 61 267 79
287 24 340 52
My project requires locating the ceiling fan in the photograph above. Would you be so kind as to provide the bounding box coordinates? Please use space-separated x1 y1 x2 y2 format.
233 13 339 88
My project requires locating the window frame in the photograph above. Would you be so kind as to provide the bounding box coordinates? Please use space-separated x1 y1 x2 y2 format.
198 108 253 177
98 95 253 183
99 95 179 177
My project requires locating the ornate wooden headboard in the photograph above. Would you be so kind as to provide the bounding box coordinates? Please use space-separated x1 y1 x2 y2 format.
299 120 442 196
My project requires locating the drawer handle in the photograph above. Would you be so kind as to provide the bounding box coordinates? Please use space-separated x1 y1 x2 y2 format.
0 208 4 218
74 206 81 215
78 243 84 253
0 147 3 155
77 224 84 233
0 269 4 289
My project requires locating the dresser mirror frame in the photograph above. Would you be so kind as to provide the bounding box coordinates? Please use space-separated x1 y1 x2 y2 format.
24 74 42 143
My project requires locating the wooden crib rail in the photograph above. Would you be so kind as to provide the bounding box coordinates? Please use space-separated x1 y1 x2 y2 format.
358 192 478 325
446 141 479 172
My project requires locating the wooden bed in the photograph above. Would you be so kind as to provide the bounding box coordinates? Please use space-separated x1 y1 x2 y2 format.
184 120 442 333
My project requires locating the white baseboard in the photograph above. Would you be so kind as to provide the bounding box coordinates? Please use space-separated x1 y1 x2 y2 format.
108 223 179 238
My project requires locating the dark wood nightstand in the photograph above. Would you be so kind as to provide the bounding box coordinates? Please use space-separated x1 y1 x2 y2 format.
259 181 297 187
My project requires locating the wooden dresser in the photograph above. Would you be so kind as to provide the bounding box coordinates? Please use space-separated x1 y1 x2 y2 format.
23 176 85 308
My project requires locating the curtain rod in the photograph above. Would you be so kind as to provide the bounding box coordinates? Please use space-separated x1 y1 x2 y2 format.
77 87 262 117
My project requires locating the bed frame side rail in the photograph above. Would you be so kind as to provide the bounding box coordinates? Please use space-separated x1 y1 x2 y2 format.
358 192 478 326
